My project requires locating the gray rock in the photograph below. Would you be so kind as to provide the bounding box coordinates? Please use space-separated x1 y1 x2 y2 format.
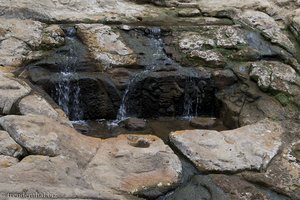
210 174 291 200
0 155 114 199
243 141 300 199
238 10 295 53
250 61 299 95
170 119 283 172
190 117 217 129
178 8 201 17
0 131 25 158
0 18 43 69
164 175 230 200
213 69 237 89
0 0 145 23
0 75 31 114
19 95 59 118
124 118 147 131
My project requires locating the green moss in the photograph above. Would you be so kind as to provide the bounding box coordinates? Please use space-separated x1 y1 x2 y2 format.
275 93 290 106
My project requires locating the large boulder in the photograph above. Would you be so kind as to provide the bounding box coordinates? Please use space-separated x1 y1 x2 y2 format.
175 26 247 67
84 134 182 197
0 115 100 167
18 94 71 125
0 75 31 114
170 119 283 172
0 18 44 69
76 24 137 69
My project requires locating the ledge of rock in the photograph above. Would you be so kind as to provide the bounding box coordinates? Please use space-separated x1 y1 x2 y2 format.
76 24 138 69
18 94 71 125
170 119 283 172
0 115 100 167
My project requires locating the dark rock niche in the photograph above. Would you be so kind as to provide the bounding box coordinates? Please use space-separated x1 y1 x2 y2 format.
123 69 218 118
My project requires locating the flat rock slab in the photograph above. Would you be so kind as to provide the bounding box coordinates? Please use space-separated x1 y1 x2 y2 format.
170 119 283 172
84 134 182 198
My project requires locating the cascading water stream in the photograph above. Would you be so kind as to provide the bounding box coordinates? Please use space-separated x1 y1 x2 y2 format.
113 27 206 124
114 27 165 123
53 28 83 121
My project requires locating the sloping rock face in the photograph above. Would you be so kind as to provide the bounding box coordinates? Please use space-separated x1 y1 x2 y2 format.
0 0 146 23
76 24 137 69
170 119 283 172
0 115 99 167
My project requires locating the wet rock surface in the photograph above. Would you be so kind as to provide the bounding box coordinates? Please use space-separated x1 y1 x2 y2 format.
124 117 147 131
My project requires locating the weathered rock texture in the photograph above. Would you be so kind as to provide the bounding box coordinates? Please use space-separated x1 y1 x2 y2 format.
0 115 182 199
0 75 31 114
170 119 283 172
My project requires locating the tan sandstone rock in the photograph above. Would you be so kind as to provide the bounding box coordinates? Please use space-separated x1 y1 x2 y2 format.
76 24 137 69
0 75 31 114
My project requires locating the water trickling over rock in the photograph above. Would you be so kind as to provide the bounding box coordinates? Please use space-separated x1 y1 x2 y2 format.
51 29 84 121
115 27 217 122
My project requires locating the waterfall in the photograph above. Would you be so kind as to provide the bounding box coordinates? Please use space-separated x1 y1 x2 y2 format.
183 77 202 120
113 27 209 123
114 27 167 123
52 28 83 121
